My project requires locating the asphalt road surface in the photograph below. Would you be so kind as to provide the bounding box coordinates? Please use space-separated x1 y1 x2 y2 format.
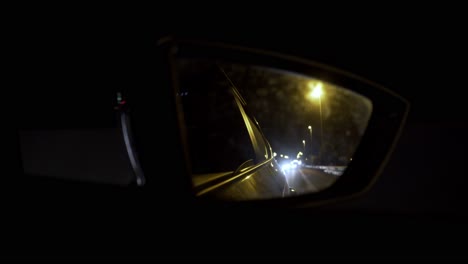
283 166 342 195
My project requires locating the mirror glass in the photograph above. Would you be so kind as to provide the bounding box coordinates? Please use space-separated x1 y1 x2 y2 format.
174 58 372 201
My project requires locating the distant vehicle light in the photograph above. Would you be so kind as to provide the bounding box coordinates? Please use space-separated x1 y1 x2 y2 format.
281 163 291 171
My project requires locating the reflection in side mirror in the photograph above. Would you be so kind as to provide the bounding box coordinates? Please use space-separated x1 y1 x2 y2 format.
174 58 372 201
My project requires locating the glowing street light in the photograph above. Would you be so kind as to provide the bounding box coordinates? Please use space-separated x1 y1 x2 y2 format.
310 82 323 98
307 125 313 152
308 81 325 164
307 82 324 102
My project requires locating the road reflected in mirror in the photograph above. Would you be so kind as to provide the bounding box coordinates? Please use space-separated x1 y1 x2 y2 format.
174 58 372 201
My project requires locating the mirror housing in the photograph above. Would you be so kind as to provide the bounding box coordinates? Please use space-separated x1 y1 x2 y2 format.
158 37 410 208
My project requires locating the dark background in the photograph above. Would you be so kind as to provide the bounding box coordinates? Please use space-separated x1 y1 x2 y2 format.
5 7 468 260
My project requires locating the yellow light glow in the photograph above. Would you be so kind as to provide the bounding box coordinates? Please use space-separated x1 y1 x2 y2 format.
311 82 323 98
308 125 312 130
280 154 283 157
302 140 305 144
284 155 289 159
273 152 277 157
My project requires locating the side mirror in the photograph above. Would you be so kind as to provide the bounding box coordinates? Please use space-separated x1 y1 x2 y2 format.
159 37 409 207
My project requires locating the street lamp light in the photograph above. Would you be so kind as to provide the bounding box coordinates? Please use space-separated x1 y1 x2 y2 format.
307 125 313 164
308 82 325 163
302 140 306 152
310 82 323 98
